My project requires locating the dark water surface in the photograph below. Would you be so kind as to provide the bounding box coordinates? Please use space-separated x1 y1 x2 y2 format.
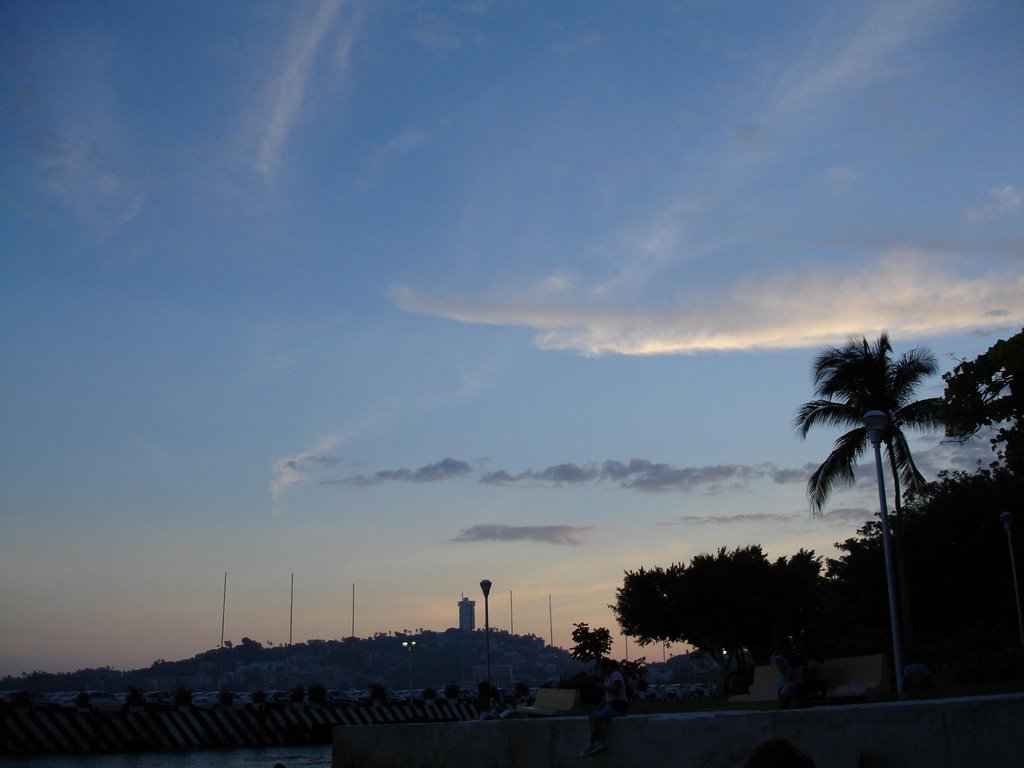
0 744 331 768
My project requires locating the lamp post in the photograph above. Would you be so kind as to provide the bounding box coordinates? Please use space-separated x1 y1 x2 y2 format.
480 579 492 698
402 640 416 693
863 410 906 700
999 512 1024 647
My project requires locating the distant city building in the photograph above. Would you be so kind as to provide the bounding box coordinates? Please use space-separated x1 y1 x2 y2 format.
458 596 476 631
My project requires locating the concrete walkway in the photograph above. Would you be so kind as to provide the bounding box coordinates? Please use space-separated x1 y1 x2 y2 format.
332 692 1024 767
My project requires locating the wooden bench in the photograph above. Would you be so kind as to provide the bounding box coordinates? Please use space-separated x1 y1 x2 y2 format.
516 688 580 716
817 653 890 702
727 665 777 703
726 654 890 706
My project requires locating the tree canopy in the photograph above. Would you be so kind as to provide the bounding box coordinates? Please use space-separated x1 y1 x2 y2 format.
569 622 612 665
611 546 824 670
943 328 1023 474
824 466 1022 659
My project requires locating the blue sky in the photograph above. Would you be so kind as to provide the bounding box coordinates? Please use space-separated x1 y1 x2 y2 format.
1 0 1022 677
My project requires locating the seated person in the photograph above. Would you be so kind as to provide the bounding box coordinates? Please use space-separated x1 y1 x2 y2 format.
772 652 808 709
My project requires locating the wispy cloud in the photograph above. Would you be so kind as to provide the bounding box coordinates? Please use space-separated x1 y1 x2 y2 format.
257 0 353 182
393 252 1024 356
450 524 592 545
410 12 472 54
271 434 344 510
963 185 1022 226
771 0 960 116
325 457 474 486
667 512 797 526
322 456 810 494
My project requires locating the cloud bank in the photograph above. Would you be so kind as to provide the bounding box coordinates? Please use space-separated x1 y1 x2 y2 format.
308 457 812 495
449 524 592 546
393 253 1024 357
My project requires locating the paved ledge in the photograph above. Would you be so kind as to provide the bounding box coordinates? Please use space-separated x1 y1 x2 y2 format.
332 693 1024 768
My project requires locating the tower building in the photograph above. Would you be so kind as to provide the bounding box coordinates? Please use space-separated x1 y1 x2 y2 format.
458 595 476 631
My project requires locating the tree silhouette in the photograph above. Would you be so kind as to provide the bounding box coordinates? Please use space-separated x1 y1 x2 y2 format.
570 623 612 667
795 333 944 654
794 332 944 515
943 328 1023 474
612 546 824 687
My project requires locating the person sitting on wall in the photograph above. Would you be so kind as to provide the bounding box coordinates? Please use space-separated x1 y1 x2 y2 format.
579 657 628 758
772 652 808 709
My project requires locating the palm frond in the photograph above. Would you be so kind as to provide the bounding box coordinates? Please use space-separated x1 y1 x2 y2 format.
887 431 928 497
807 428 867 513
793 399 860 437
894 396 945 432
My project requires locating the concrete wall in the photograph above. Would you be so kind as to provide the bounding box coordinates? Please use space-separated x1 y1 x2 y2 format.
332 693 1024 768
0 701 480 756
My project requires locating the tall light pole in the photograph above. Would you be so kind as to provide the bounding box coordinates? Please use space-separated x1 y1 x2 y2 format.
864 410 906 700
1000 512 1024 647
480 579 492 698
402 640 416 693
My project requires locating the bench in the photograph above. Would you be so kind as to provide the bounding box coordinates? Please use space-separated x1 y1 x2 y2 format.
727 665 778 703
516 688 580 716
727 654 890 706
817 653 890 701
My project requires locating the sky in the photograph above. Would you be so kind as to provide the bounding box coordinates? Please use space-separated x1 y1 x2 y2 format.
1 0 1022 678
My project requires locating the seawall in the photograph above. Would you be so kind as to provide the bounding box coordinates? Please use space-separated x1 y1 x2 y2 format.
0 701 479 757
333 693 1024 768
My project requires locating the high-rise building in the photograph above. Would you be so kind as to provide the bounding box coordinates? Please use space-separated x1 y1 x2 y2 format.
458 595 476 631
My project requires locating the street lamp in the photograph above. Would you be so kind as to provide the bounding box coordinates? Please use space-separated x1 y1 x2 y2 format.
402 640 416 694
480 579 492 698
863 410 906 700
999 512 1024 647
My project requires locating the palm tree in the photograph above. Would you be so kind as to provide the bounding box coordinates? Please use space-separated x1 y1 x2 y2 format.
794 333 945 654
794 333 944 517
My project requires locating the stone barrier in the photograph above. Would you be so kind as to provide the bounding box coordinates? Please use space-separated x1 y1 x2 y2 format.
0 701 480 757
333 693 1024 768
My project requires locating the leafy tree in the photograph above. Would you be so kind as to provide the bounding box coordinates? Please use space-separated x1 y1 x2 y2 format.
612 546 824 683
794 332 944 515
570 623 612 666
825 466 1021 661
943 328 1023 474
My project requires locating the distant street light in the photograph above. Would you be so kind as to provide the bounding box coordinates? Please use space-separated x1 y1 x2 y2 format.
480 579 492 699
863 410 906 700
402 640 416 693
999 512 1024 647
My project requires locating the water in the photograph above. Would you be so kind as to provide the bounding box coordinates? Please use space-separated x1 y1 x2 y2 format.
0 744 331 768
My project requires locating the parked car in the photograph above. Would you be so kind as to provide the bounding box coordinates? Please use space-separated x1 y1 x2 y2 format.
143 691 174 710
191 691 220 710
0 690 32 708
78 691 121 712
42 692 79 709
31 693 61 710
325 690 357 706
262 690 291 708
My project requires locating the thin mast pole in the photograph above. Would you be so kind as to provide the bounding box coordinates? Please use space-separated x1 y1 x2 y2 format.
548 594 553 646
509 590 514 636
220 572 227 648
289 573 294 646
